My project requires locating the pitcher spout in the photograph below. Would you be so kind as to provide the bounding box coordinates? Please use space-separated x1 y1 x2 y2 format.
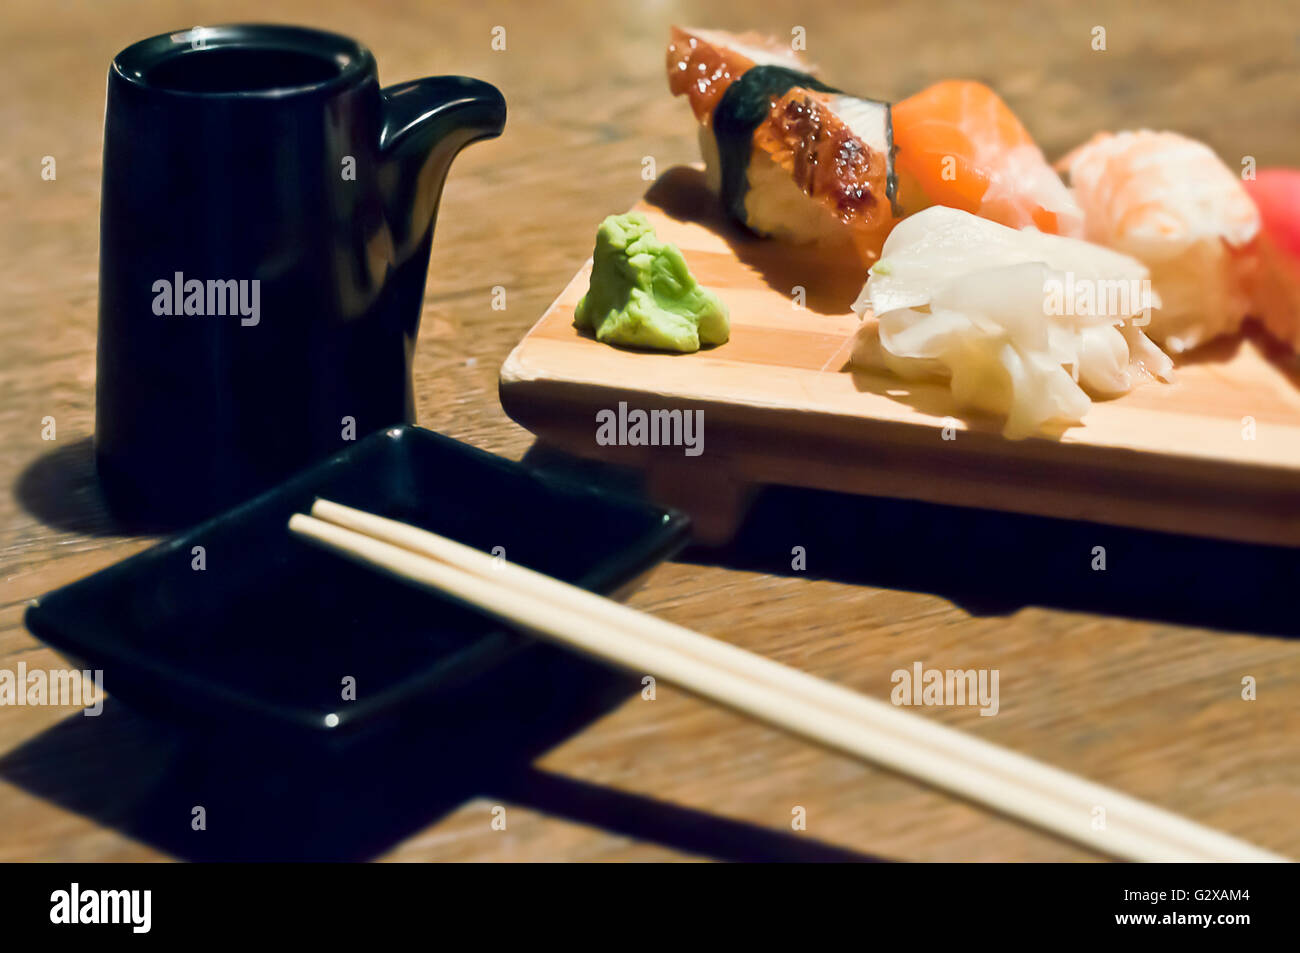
378 76 506 262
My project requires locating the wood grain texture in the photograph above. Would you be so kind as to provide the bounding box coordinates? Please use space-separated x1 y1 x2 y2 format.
2 0 1300 863
501 167 1300 546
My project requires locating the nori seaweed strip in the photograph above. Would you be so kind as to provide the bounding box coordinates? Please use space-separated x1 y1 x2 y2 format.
712 65 898 228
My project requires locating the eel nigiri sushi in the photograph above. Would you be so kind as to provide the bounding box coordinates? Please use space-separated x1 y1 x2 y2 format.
1243 169 1300 354
851 206 1173 439
890 80 1083 236
667 26 898 262
1057 130 1260 354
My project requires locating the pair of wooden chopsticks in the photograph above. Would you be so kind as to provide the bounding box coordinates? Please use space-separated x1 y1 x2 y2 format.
289 499 1287 862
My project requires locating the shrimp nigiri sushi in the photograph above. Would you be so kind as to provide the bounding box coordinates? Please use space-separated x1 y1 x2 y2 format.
1057 130 1260 354
890 80 1083 236
667 27 899 263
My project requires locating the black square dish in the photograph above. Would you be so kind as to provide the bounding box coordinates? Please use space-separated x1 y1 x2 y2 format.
25 425 689 744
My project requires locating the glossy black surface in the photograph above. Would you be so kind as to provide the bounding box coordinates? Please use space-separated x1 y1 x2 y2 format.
26 426 690 745
95 25 506 526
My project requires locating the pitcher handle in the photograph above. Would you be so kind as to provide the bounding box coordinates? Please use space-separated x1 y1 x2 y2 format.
378 76 506 260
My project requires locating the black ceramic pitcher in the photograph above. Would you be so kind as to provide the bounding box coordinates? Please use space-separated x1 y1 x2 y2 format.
95 24 505 525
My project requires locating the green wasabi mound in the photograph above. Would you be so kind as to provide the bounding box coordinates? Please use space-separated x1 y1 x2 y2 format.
574 212 729 353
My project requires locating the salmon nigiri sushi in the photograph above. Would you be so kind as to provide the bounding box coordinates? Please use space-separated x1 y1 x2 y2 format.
1058 130 1260 354
667 27 899 263
890 80 1082 236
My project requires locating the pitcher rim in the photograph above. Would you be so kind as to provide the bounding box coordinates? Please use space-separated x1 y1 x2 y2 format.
111 23 377 100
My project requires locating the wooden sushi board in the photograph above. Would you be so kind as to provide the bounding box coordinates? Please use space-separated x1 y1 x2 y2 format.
500 167 1300 547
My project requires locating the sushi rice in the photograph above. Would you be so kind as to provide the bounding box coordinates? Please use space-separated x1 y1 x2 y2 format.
697 123 891 252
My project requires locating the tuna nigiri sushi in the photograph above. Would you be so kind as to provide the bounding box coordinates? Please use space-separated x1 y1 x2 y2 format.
667 27 898 262
890 80 1083 236
1057 130 1260 354
1243 168 1300 353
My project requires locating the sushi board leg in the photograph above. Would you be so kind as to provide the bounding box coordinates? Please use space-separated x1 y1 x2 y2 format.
646 462 757 545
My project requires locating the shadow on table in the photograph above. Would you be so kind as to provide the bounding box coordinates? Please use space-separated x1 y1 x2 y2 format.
0 645 882 862
686 484 1300 638
521 445 1300 639
12 435 159 537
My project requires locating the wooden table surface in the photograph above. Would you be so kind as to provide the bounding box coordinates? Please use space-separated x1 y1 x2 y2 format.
3 0 1299 862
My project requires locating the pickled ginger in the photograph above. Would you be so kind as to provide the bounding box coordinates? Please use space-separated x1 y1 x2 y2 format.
851 207 1174 438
